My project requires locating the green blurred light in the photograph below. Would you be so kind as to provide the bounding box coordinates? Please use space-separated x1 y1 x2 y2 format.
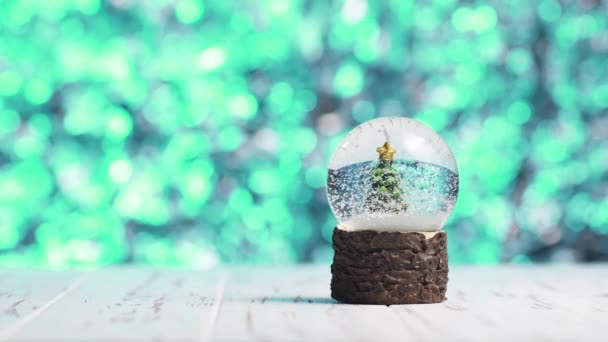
28 113 53 137
413 7 440 31
471 240 500 263
431 85 458 109
1 161 53 207
228 187 254 212
512 254 532 264
263 198 289 224
109 159 133 184
416 108 449 132
451 7 472 32
354 39 378 64
267 0 291 17
103 50 131 80
575 15 600 39
217 126 244 151
451 6 500 35
279 152 302 175
164 134 211 176
180 161 214 205
38 0 69 22
353 20 380 63
448 39 473 62
0 209 21 250
0 70 23 96
197 46 226 71
534 139 569 163
456 62 483 85
6 0 34 27
538 0 561 22
249 169 281 194
105 107 133 141
507 49 533 75
133 198 170 226
267 82 294 114
591 84 608 108
587 146 608 173
0 110 21 136
136 235 173 264
590 200 608 233
305 166 326 188
228 93 258 120
176 0 205 24
74 0 101 16
298 89 316 111
480 197 512 239
64 89 108 135
24 79 53 105
352 100 375 123
563 160 589 185
69 240 101 264
0 178 24 204
291 128 317 154
114 170 170 225
14 133 46 159
507 100 532 124
474 5 498 33
242 206 265 230
333 61 364 98
553 83 577 109
454 189 478 218
478 30 503 62
0 0 604 266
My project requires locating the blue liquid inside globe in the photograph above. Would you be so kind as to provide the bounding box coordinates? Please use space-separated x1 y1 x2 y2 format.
328 159 458 231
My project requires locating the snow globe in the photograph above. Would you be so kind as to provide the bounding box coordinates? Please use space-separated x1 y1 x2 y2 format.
328 117 458 305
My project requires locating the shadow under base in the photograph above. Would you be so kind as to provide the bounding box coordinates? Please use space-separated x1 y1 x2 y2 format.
330 227 448 305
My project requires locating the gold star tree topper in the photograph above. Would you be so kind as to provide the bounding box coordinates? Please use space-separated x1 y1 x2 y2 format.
376 141 396 161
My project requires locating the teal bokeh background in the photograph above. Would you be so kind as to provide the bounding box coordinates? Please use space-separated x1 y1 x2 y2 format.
1 0 607 267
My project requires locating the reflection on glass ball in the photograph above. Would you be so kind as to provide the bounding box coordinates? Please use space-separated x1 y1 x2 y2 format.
327 117 459 232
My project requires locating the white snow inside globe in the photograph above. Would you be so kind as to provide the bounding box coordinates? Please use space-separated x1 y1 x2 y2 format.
327 117 459 232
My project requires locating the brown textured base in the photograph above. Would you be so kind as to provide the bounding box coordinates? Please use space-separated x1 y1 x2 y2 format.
331 227 448 305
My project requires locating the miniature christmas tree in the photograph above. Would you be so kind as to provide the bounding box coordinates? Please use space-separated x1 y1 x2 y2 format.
364 141 408 213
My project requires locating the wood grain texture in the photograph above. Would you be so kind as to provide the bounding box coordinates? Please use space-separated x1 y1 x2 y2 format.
214 266 411 341
0 269 84 340
0 265 606 341
9 268 222 341
215 265 608 342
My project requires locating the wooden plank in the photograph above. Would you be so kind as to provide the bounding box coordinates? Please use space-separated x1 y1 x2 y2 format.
3 265 608 341
214 266 412 341
214 265 608 342
11 267 223 341
388 265 608 341
0 269 85 340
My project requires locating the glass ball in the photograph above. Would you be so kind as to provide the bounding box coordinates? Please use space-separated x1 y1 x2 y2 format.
327 117 459 232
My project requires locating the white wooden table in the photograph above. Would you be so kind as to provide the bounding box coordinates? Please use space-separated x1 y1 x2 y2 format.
0 265 606 341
